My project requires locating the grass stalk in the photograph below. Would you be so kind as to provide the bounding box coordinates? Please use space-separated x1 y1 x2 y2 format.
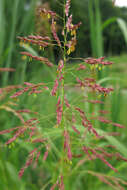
2 0 20 86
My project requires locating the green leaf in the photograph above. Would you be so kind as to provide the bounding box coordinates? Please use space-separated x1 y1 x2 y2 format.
117 18 127 44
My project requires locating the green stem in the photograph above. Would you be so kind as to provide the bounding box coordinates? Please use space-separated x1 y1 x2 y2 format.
2 0 20 86
61 0 67 123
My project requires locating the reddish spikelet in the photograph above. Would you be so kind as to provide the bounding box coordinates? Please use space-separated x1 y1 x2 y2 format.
76 78 85 87
38 8 56 18
72 154 83 158
95 147 113 158
65 0 71 16
51 79 59 96
59 175 64 190
29 148 38 155
35 151 41 163
32 138 46 143
24 82 33 86
0 127 20 135
70 22 82 31
72 125 80 135
115 153 127 161
5 128 26 145
29 89 43 95
43 150 49 161
19 154 34 178
75 107 101 138
56 97 63 125
98 116 112 124
0 68 15 72
66 15 72 30
56 60 64 82
28 127 37 139
20 52 53 67
98 175 115 189
64 96 70 108
18 36 49 47
10 89 25 98
84 78 95 83
50 181 59 190
82 146 93 160
85 57 113 66
98 110 109 114
87 100 103 104
67 147 72 160
16 109 31 113
43 145 50 161
105 145 116 149
96 85 114 94
76 64 86 71
75 107 85 116
64 130 72 160
28 35 50 41
43 86 49 90
57 60 64 73
87 121 102 138
51 18 61 47
25 118 38 124
112 123 125 128
90 148 117 172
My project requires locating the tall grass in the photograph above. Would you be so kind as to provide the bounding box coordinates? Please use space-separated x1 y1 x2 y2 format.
88 0 103 58
0 0 36 86
0 1 127 189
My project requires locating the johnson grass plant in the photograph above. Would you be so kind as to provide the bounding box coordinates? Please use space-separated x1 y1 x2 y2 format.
0 0 127 189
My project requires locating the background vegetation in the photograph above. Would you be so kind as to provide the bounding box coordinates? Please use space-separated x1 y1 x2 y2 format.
0 0 127 189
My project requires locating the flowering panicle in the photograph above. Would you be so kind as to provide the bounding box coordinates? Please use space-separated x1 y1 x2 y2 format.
85 57 113 66
76 77 114 96
88 171 127 190
0 85 22 95
0 126 21 135
66 15 72 31
51 60 64 96
0 1 127 189
66 37 77 55
27 35 51 41
18 36 50 48
38 8 56 19
64 130 72 160
65 13 81 55
11 82 49 98
65 0 71 17
51 18 61 47
18 153 34 178
83 146 117 172
5 127 27 145
20 51 53 67
66 15 81 33
97 116 125 128
75 107 101 138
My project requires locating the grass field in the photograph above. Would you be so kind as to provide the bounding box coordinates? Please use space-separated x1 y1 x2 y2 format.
0 54 127 190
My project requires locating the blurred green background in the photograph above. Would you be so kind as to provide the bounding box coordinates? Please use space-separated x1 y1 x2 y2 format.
0 0 127 189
